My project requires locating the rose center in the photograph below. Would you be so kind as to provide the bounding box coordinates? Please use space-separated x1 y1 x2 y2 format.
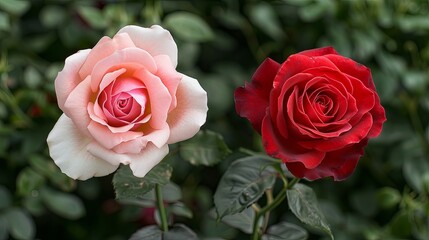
117 97 131 110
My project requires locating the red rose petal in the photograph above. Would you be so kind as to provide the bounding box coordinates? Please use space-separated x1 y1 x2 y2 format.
299 112 373 152
298 46 339 57
235 58 280 132
286 139 368 181
261 116 325 169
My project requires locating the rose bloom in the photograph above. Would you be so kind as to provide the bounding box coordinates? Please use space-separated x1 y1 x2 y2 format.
235 47 386 181
47 25 208 180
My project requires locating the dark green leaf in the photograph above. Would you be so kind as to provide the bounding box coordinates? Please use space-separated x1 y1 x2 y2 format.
129 225 162 240
129 224 198 240
350 189 378 217
142 182 182 203
169 202 193 218
213 207 255 234
180 130 231 166
287 184 333 239
16 168 45 196
48 171 76 192
0 214 8 240
4 208 35 240
40 5 67 28
40 187 85 220
386 210 412 238
377 187 401 209
0 0 29 15
0 12 10 31
299 1 333 21
164 12 214 42
0 186 11 210
164 224 198 240
76 6 107 29
22 195 45 217
248 2 285 40
399 16 429 31
214 156 278 219
403 156 429 193
113 162 172 201
262 222 308 240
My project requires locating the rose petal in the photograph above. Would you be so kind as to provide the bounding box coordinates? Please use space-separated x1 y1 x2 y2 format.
235 58 280 133
113 126 170 153
87 120 143 149
133 68 171 129
324 54 373 89
167 74 208 144
63 76 92 136
47 114 118 180
261 116 325 169
129 143 170 178
154 55 182 111
299 46 338 57
273 55 340 89
88 142 169 178
79 33 135 79
299 112 373 151
90 48 157 92
367 99 386 138
286 139 368 181
55 49 90 112
118 25 178 67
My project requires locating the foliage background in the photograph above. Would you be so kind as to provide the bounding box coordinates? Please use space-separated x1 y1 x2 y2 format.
1 0 429 239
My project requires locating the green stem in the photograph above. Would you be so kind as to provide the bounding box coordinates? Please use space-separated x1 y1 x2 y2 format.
250 177 299 240
155 184 168 232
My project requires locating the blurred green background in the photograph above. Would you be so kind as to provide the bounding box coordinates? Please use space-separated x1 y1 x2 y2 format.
1 0 429 239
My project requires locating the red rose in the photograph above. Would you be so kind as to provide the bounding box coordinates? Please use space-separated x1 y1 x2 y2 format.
235 47 386 181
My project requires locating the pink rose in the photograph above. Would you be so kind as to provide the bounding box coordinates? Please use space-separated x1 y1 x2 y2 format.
47 25 208 180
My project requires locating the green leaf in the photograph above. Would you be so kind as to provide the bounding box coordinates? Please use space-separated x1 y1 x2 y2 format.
16 168 45 196
0 0 29 15
129 225 162 240
24 66 42 89
299 1 333 22
129 224 198 240
40 5 67 28
169 202 193 219
0 186 11 210
403 156 429 193
377 187 401 209
113 162 172 201
350 189 378 217
214 156 278 219
398 16 429 31
142 182 182 203
262 222 308 240
3 208 35 240
22 195 45 217
287 184 333 239
164 224 198 240
180 130 231 166
386 210 412 238
0 12 10 31
76 6 107 29
0 214 8 240
40 187 85 220
213 207 256 234
248 2 285 40
164 12 214 42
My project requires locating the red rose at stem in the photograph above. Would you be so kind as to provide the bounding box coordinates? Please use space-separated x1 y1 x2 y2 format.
235 47 386 181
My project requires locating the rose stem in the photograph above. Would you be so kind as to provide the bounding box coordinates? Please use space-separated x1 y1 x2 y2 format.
155 183 169 232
